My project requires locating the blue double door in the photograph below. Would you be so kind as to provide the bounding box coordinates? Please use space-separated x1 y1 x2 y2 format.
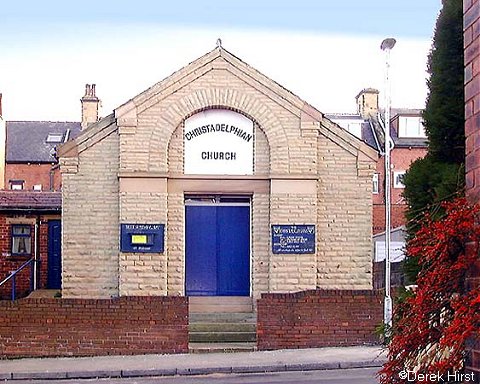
185 202 250 296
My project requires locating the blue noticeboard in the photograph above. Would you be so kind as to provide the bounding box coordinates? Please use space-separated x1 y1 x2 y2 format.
272 225 315 254
120 224 164 253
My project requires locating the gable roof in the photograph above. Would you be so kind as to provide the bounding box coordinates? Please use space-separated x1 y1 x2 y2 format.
63 46 377 162
0 191 61 212
6 121 81 163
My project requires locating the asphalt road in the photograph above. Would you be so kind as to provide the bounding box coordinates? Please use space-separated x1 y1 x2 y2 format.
10 367 380 384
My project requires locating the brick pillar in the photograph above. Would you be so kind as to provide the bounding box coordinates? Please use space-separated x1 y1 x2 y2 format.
465 0 480 374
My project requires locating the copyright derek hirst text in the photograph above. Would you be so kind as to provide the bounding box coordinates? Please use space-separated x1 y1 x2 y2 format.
399 370 476 382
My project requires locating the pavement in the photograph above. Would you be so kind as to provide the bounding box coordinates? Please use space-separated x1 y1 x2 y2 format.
0 346 387 381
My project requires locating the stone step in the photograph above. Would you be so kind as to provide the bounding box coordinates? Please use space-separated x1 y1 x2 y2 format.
189 342 256 353
189 296 253 313
189 312 256 323
189 322 256 333
189 331 256 343
26 289 61 298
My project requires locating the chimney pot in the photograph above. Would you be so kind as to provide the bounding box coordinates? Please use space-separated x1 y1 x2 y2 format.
81 83 100 129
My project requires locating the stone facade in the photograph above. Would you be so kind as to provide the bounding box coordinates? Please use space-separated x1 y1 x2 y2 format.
59 47 377 299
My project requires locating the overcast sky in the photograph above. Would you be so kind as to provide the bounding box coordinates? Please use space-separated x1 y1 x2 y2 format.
0 0 442 122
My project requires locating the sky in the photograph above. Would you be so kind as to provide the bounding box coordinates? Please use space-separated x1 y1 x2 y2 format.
0 0 442 122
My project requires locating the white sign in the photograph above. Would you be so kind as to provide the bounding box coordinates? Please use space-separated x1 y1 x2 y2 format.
184 109 254 175
374 241 405 263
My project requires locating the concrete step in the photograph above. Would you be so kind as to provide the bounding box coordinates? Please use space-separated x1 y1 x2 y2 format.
189 331 256 343
26 289 61 298
189 342 256 353
189 322 256 333
189 312 256 323
189 296 253 313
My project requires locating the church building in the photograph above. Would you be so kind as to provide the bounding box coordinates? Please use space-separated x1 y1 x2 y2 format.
58 46 377 301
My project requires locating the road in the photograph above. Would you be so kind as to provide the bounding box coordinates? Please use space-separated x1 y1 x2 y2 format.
11 367 380 384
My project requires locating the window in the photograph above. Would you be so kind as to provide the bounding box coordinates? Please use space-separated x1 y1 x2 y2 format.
9 180 24 190
372 173 380 194
393 171 406 189
33 184 42 191
398 116 426 138
347 122 362 139
46 133 63 143
11 225 32 256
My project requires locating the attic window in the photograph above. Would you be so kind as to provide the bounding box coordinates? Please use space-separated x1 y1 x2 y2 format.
9 180 24 190
46 133 63 143
398 116 426 138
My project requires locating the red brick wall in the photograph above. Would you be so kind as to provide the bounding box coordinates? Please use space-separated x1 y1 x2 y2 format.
0 215 59 299
5 164 61 191
372 204 407 234
372 147 426 234
257 290 383 350
0 296 189 357
465 0 480 374
373 148 427 206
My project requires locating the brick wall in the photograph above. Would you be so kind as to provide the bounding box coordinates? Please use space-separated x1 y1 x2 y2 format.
0 296 188 358
5 164 61 191
257 289 383 350
372 147 427 234
372 204 407 234
465 0 480 375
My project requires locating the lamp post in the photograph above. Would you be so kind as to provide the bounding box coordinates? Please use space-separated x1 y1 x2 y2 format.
381 37 396 329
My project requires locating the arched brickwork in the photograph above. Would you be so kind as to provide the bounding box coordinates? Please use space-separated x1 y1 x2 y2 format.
166 105 271 175
151 89 287 175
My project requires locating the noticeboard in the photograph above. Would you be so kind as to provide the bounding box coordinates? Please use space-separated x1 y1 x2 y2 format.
120 224 164 253
271 225 315 254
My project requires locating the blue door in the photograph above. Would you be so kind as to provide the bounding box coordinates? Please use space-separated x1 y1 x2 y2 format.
185 206 217 296
47 220 62 289
185 203 250 296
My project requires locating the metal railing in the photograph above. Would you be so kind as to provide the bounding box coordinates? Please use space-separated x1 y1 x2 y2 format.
0 258 35 301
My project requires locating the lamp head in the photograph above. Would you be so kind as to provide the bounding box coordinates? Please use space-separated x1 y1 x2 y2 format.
380 38 396 51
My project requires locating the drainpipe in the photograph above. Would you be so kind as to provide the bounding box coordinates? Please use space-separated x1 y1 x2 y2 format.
33 216 40 290
50 163 60 191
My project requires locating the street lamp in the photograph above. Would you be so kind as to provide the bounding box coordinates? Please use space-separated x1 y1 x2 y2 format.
381 37 396 329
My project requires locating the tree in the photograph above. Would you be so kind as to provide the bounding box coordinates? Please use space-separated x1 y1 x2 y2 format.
380 199 480 382
402 0 465 281
423 0 465 164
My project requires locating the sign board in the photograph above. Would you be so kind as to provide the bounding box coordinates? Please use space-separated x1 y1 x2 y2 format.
272 225 315 254
374 241 405 262
184 109 254 175
120 224 165 253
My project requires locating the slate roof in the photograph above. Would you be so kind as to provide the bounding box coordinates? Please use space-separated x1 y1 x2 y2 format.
6 121 81 163
389 108 428 148
325 113 381 151
390 126 429 148
0 191 61 211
